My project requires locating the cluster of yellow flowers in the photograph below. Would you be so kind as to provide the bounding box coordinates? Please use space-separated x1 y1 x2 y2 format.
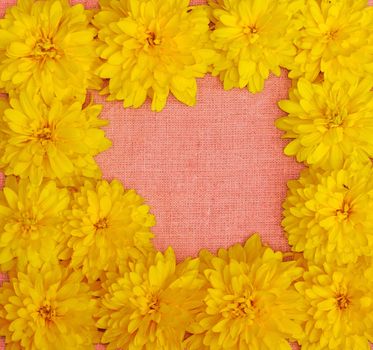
0 0 372 349
276 1 373 349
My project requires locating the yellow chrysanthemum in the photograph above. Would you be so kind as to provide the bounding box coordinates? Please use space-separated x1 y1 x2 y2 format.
289 0 373 82
296 262 373 349
96 247 205 350
276 78 373 169
93 0 213 111
282 162 373 265
208 0 299 93
0 96 9 159
0 92 111 183
0 263 97 350
0 0 100 102
64 179 155 282
186 234 305 350
0 176 69 272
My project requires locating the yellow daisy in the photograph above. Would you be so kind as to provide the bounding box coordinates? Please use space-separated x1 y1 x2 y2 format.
208 0 299 93
296 262 373 349
0 0 100 102
96 247 205 350
276 78 373 169
186 234 305 350
289 0 373 82
282 161 373 265
93 0 213 111
0 263 97 350
0 176 70 272
64 179 155 283
0 91 111 183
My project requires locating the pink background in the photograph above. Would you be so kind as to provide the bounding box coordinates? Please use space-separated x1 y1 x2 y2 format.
96 73 303 258
0 1 372 350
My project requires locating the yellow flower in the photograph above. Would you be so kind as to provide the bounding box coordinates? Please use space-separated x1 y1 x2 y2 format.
208 0 298 93
0 96 9 159
0 0 101 102
186 234 305 350
93 0 213 111
0 92 111 182
96 247 205 350
282 162 373 265
289 0 373 82
0 176 70 272
296 262 373 349
64 179 155 283
276 78 373 169
0 263 97 350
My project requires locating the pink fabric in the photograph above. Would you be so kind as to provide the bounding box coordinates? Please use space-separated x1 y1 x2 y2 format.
0 1 372 350
96 74 302 258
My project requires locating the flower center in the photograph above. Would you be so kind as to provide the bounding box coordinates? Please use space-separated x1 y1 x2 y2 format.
336 200 352 221
223 296 255 321
146 31 161 47
243 25 258 34
243 25 259 43
322 0 338 4
67 186 79 194
33 37 60 60
325 108 345 128
325 29 339 41
38 304 56 322
147 294 160 314
94 217 109 231
19 212 38 234
33 125 54 145
336 293 350 310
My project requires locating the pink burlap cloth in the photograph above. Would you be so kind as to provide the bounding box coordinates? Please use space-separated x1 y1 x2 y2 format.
0 1 372 349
